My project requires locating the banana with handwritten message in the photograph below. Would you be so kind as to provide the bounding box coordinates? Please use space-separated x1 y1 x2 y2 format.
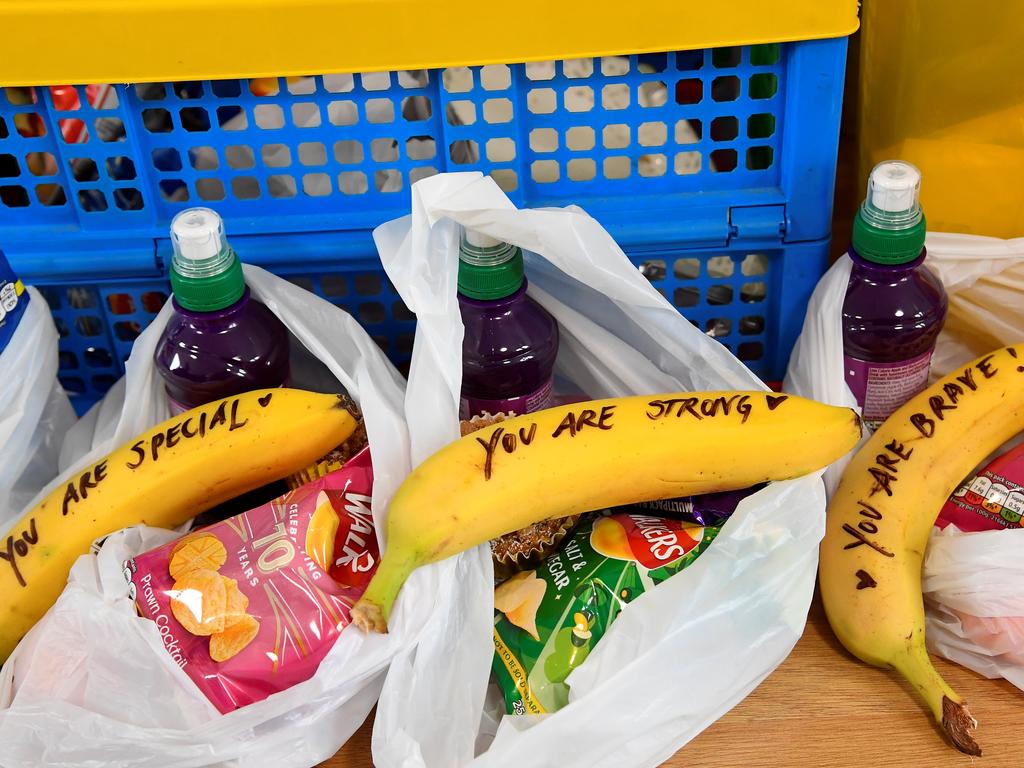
0 388 361 662
351 391 861 633
821 344 1024 756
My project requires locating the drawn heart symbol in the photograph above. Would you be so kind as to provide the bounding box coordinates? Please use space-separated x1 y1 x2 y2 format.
258 393 273 408
766 395 789 411
855 569 877 590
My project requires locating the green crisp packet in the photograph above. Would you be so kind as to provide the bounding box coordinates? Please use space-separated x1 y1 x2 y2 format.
492 510 720 714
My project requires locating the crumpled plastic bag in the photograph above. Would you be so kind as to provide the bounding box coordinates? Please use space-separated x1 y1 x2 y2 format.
0 286 77 525
0 266 420 768
923 524 1024 692
784 231 1024 691
370 172 828 768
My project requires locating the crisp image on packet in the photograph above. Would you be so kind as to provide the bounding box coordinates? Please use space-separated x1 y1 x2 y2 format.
492 510 721 715
125 446 377 713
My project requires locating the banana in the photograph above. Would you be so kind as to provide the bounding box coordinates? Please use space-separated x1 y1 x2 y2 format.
821 343 1024 756
0 388 360 662
352 391 860 633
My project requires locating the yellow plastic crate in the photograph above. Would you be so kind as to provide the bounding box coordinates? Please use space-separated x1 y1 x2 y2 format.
0 0 857 85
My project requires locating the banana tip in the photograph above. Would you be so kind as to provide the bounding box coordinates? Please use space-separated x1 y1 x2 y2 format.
351 600 388 634
942 695 981 756
335 393 362 421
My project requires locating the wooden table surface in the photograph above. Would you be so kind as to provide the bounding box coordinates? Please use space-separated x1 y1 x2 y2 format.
322 594 1023 767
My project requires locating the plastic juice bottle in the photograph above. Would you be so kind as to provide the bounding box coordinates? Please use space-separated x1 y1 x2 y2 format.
843 161 947 431
457 229 559 419
0 248 29 355
155 208 289 413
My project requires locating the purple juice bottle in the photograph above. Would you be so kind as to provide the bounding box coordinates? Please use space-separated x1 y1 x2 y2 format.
155 208 289 414
458 229 559 419
843 161 947 431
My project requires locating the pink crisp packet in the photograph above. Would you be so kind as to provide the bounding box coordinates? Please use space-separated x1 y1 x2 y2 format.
125 447 377 714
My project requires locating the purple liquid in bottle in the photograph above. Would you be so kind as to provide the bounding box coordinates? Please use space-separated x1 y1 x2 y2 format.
842 161 947 430
457 231 558 419
155 208 289 413
156 289 290 412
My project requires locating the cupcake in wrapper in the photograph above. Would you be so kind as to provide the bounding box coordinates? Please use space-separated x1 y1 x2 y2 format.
287 419 368 490
490 515 580 582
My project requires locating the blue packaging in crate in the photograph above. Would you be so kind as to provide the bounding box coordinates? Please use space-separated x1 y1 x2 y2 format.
0 39 848 413
0 249 29 354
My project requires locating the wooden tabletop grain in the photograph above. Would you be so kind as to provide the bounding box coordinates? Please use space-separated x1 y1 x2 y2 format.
321 594 1022 767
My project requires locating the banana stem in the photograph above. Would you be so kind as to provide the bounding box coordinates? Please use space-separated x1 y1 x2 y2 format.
892 643 981 756
350 551 417 634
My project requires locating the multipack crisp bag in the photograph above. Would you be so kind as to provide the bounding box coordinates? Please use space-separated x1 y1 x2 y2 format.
126 447 377 713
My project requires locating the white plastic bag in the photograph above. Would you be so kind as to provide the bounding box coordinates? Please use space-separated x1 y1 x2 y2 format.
784 232 1024 690
370 172 828 768
0 266 418 768
0 287 77 525
922 525 1024 691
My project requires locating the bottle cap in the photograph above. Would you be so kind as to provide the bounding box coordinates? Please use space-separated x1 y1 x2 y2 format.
457 228 524 300
172 207 224 261
169 207 246 311
464 229 502 248
852 160 927 265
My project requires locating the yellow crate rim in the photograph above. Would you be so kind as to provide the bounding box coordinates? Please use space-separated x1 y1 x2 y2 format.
0 0 858 87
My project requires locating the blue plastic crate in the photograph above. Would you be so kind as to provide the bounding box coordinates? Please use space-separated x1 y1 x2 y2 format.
0 38 847 413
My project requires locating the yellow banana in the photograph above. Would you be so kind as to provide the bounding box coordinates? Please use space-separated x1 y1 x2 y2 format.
352 391 860 633
821 343 1024 756
0 388 360 662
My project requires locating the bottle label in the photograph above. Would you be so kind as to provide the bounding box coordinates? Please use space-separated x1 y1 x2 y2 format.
844 349 934 431
460 377 553 420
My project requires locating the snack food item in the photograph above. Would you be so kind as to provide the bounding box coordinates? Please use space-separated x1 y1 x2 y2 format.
630 485 763 527
0 388 361 663
288 420 369 489
820 345 1024 757
126 446 376 713
938 442 1024 532
491 516 580 581
460 411 512 437
493 510 721 714
0 248 28 354
351 391 861 633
